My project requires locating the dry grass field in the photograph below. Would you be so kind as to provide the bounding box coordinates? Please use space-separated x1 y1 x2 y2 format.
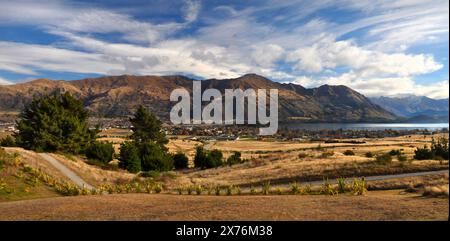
1 131 448 221
0 190 447 221
161 134 449 188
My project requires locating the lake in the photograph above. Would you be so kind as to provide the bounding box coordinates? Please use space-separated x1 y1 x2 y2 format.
282 123 449 131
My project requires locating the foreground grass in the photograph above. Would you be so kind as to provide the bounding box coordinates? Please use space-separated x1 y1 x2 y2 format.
0 149 61 202
0 190 447 221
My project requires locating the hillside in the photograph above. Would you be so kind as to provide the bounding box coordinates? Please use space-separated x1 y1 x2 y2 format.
370 96 448 123
0 74 396 122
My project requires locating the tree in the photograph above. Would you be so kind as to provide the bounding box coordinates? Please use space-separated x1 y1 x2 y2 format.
0 136 16 147
119 142 141 173
226 151 242 166
194 146 207 169
414 146 434 160
343 150 355 156
194 147 224 169
431 137 449 160
130 106 168 148
173 152 189 169
85 141 114 164
205 149 223 168
140 142 173 172
14 92 96 153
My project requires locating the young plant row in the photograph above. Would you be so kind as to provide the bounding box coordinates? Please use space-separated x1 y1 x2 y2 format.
174 178 367 196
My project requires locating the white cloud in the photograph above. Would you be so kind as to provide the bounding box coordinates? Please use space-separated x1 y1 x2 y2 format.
0 41 124 75
0 0 196 44
183 0 201 23
0 77 13 85
286 38 443 76
291 72 449 99
0 0 447 99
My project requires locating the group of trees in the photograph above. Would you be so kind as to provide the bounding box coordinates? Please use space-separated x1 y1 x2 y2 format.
414 136 449 160
194 147 243 169
1 93 244 174
118 106 174 173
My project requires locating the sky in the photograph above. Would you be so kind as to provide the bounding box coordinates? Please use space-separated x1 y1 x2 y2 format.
0 0 448 99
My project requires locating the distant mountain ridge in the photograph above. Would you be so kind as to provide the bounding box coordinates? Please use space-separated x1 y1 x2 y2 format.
370 95 449 123
0 74 397 122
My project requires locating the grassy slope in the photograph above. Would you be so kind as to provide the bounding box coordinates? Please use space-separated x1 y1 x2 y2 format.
0 149 60 202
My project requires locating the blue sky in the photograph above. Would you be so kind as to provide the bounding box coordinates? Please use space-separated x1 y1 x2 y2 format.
0 0 448 98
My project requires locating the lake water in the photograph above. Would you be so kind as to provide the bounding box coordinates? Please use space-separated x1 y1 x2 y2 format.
282 123 449 131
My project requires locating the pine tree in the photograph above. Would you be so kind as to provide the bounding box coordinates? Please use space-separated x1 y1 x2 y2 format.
14 92 96 153
130 105 168 148
119 141 141 173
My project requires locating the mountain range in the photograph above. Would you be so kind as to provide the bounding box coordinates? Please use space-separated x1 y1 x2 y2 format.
370 95 449 123
0 74 402 123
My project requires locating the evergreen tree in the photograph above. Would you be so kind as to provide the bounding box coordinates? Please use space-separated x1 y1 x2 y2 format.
130 106 168 148
119 141 141 173
194 146 207 169
14 93 96 153
85 141 114 164
173 152 189 169
140 141 173 172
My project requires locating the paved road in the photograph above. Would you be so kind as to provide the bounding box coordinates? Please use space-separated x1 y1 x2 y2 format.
38 153 94 190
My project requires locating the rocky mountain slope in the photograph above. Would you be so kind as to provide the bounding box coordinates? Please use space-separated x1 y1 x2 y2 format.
0 74 396 122
370 95 448 122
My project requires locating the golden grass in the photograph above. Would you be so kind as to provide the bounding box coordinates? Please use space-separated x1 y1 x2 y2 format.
0 190 447 220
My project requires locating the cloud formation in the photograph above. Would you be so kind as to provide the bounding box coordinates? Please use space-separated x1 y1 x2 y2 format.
0 0 448 98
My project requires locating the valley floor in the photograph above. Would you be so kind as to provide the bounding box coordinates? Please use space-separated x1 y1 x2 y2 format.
0 190 447 221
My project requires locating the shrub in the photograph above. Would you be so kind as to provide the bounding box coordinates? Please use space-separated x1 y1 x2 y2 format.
365 152 374 158
140 142 173 172
0 136 16 147
214 185 221 196
389 149 402 156
343 150 355 156
226 185 234 196
431 137 449 160
172 152 189 169
235 186 241 195
322 178 337 195
176 186 184 195
250 186 257 195
119 142 141 173
140 170 160 178
206 149 223 168
414 146 434 160
298 152 308 159
226 151 242 166
194 147 223 169
153 183 163 193
262 181 271 195
320 151 334 158
350 178 366 195
290 182 301 194
397 154 408 162
376 153 392 165
194 146 207 168
85 141 114 164
187 185 194 195
337 178 346 193
195 185 203 195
